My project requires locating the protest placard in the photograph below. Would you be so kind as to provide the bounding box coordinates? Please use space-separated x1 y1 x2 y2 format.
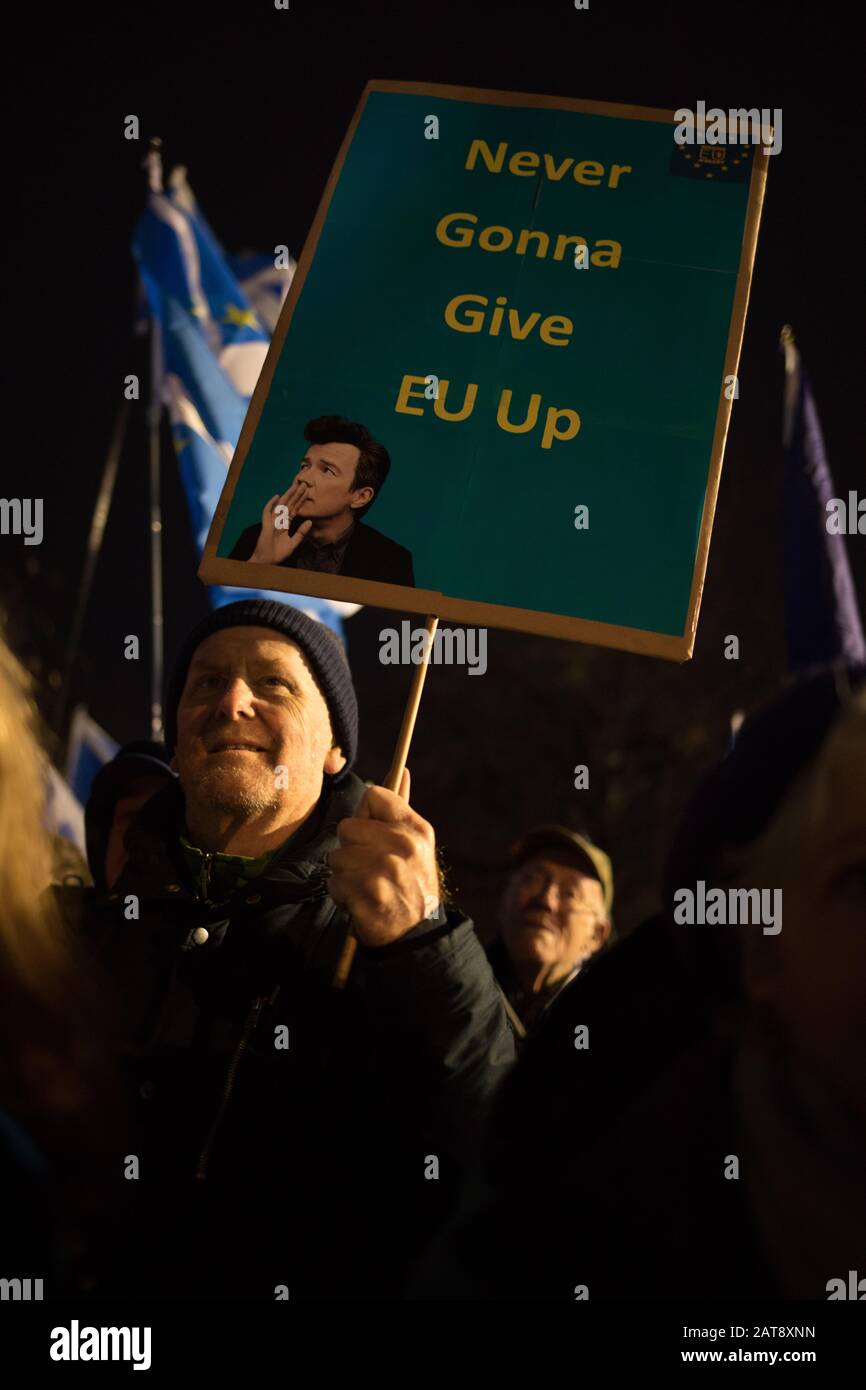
200 81 767 659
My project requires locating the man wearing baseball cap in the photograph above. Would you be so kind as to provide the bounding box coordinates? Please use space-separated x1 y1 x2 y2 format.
57 599 513 1301
420 666 866 1301
84 740 177 894
488 825 613 1038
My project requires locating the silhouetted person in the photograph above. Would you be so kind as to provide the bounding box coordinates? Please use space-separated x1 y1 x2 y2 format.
0 635 121 1287
418 667 866 1300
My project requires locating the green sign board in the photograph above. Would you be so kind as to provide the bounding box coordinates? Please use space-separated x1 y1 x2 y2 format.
203 82 767 659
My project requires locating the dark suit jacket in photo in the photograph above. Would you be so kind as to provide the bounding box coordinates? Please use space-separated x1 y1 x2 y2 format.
228 516 415 587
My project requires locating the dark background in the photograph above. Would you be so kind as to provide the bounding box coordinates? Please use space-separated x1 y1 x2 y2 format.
4 0 864 936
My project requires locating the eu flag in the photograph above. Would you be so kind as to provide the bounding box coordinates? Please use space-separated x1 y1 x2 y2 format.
132 178 350 634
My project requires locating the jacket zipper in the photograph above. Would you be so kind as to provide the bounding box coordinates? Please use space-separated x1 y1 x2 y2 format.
198 852 213 903
195 994 267 1181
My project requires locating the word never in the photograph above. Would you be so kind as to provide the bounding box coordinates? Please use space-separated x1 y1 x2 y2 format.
673 881 782 935
379 622 487 675
466 139 632 188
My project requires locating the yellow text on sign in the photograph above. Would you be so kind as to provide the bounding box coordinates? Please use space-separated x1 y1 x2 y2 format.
444 293 573 347
395 375 580 450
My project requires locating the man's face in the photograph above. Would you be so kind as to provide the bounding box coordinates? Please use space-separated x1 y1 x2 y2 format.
173 627 346 821
500 852 609 977
292 442 372 522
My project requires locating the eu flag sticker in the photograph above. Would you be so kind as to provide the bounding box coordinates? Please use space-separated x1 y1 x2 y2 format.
670 141 754 183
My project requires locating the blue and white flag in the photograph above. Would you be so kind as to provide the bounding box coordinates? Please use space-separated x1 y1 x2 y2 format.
228 249 295 334
166 168 296 333
132 170 354 633
65 705 120 807
43 765 87 854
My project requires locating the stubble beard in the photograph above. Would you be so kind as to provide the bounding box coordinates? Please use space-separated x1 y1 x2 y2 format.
190 759 281 819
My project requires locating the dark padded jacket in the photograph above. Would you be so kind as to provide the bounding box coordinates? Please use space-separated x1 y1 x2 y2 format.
54 773 514 1300
415 918 781 1300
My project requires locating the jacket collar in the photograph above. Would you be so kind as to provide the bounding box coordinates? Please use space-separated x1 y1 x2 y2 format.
115 771 367 904
486 937 582 1027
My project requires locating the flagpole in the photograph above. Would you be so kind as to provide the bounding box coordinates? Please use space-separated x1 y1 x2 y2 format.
145 137 166 741
780 324 799 450
779 323 797 375
55 391 131 746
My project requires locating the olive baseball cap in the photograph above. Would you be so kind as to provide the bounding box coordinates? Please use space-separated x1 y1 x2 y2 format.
507 825 614 915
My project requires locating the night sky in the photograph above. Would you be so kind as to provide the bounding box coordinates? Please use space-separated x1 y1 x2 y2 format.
5 0 864 934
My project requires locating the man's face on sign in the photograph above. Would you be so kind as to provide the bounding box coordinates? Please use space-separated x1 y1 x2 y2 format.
290 442 373 522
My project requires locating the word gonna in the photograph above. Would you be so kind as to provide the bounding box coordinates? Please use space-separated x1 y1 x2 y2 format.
436 211 622 268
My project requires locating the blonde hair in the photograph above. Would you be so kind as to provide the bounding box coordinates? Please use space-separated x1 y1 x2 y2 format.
0 633 110 1142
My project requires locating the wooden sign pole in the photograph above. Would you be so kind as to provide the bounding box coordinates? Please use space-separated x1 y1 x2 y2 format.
332 614 439 989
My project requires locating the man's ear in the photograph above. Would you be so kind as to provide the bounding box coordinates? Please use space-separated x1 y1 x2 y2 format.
349 487 374 512
324 745 347 776
592 917 612 952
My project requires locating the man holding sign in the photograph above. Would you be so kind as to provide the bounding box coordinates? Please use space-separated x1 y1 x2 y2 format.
55 600 512 1299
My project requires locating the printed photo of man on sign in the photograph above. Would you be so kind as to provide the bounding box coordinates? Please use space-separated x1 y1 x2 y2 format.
228 415 415 586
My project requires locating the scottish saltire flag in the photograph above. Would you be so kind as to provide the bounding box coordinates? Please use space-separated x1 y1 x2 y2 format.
132 173 353 633
65 705 120 806
782 333 865 672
